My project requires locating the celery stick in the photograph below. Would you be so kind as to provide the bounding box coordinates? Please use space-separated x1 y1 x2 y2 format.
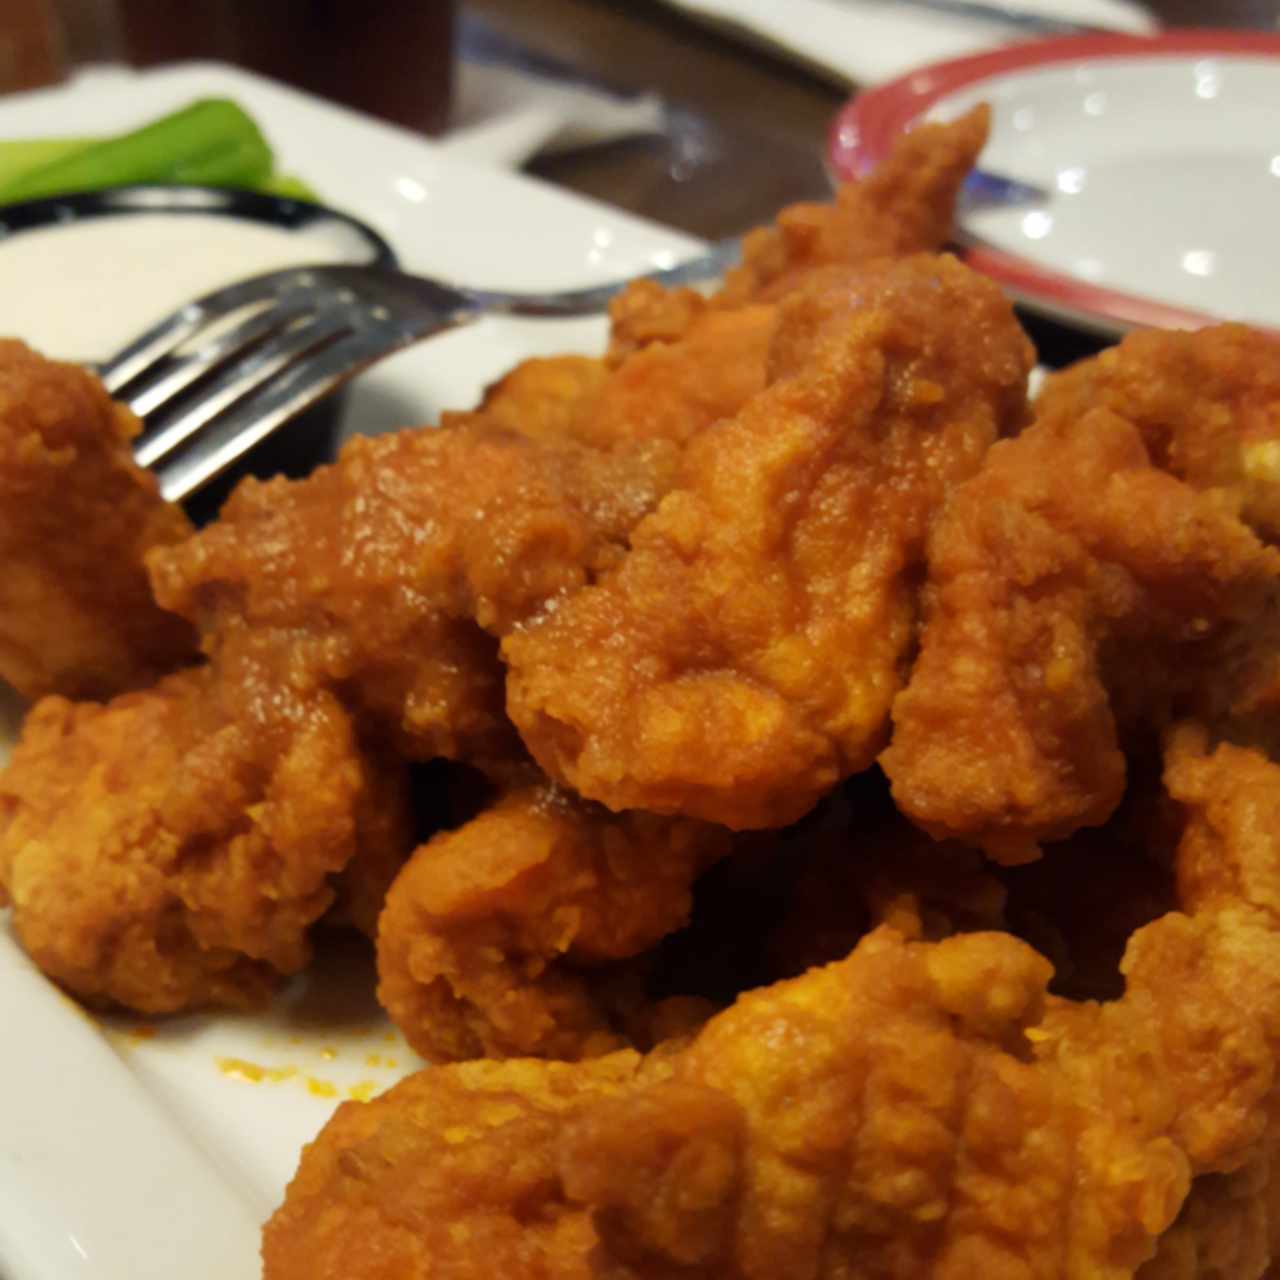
0 99 274 204
0 137 95 187
167 136 273 190
258 173 320 201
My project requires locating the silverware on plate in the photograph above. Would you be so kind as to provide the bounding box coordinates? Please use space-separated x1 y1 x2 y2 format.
107 159 1046 504
850 0 1114 37
103 244 742 502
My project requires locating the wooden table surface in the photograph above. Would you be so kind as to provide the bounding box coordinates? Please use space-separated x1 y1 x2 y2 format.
16 0 1279 241
461 0 1276 364
465 0 1279 240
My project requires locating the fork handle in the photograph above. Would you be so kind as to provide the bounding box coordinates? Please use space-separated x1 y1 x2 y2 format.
460 237 742 318
869 0 1112 36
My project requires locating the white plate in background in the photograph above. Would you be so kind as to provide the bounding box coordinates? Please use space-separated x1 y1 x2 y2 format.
0 59 700 1280
830 31 1280 337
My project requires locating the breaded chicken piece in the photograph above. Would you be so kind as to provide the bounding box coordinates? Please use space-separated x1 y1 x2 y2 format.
881 408 1280 863
264 729 1280 1278
469 296 776 453
1139 1157 1276 1280
564 734 1280 1280
717 105 990 305
605 279 712 362
562 929 1093 1279
1035 325 1280 765
0 339 196 700
324 744 414 941
153 130 980 779
1035 325 1280 540
262 1052 654 1280
149 423 682 767
505 255 1033 828
0 642 411 1013
1063 726 1280 1280
377 778 729 1062
471 354 611 444
468 107 990 458
581 300 776 450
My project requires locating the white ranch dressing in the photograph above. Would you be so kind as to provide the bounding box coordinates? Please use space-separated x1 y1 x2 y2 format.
0 212 370 360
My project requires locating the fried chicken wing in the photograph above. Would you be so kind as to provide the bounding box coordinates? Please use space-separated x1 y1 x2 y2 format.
505 254 1033 828
151 114 991 790
0 339 196 700
716 105 990 305
377 778 730 1062
469 295 776 453
580 300 777 450
263 719 1280 1279
473 354 611 444
563 733 1280 1280
149 424 682 767
560 729 1280 1279
881 407 1280 863
470 105 990 460
0 641 411 1013
262 1052 653 1280
1035 325 1280 540
562 929 1109 1280
1074 726 1280 1280
1034 324 1280 765
12 110 1280 1279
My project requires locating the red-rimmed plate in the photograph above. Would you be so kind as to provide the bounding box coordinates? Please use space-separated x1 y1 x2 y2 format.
830 31 1280 337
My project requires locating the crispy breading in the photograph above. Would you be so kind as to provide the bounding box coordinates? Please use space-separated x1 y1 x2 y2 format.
0 339 196 700
1036 324 1280 765
581 299 776 450
882 408 1280 863
325 743 414 940
561 733 1280 1278
605 279 712 361
505 254 1032 828
716 105 990 305
149 424 681 767
1035 324 1280 540
261 1053 655 1280
0 646 411 1013
377 778 729 1062
9 103 1280 1279
264 738 1280 1277
474 354 612 444
470 296 776 453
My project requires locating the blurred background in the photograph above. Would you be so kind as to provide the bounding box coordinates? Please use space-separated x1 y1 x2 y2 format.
1 0 1276 241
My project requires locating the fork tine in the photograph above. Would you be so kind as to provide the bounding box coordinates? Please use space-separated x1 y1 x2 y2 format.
153 320 456 502
123 248 742 502
99 305 213 398
99 267 322 396
135 305 356 470
123 297 318 422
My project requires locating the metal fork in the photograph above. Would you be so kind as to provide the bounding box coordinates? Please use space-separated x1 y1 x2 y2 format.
101 241 741 502
103 158 1048 503
853 0 1114 36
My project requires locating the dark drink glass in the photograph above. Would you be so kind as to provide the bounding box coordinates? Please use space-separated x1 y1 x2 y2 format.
114 0 455 135
0 0 67 94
